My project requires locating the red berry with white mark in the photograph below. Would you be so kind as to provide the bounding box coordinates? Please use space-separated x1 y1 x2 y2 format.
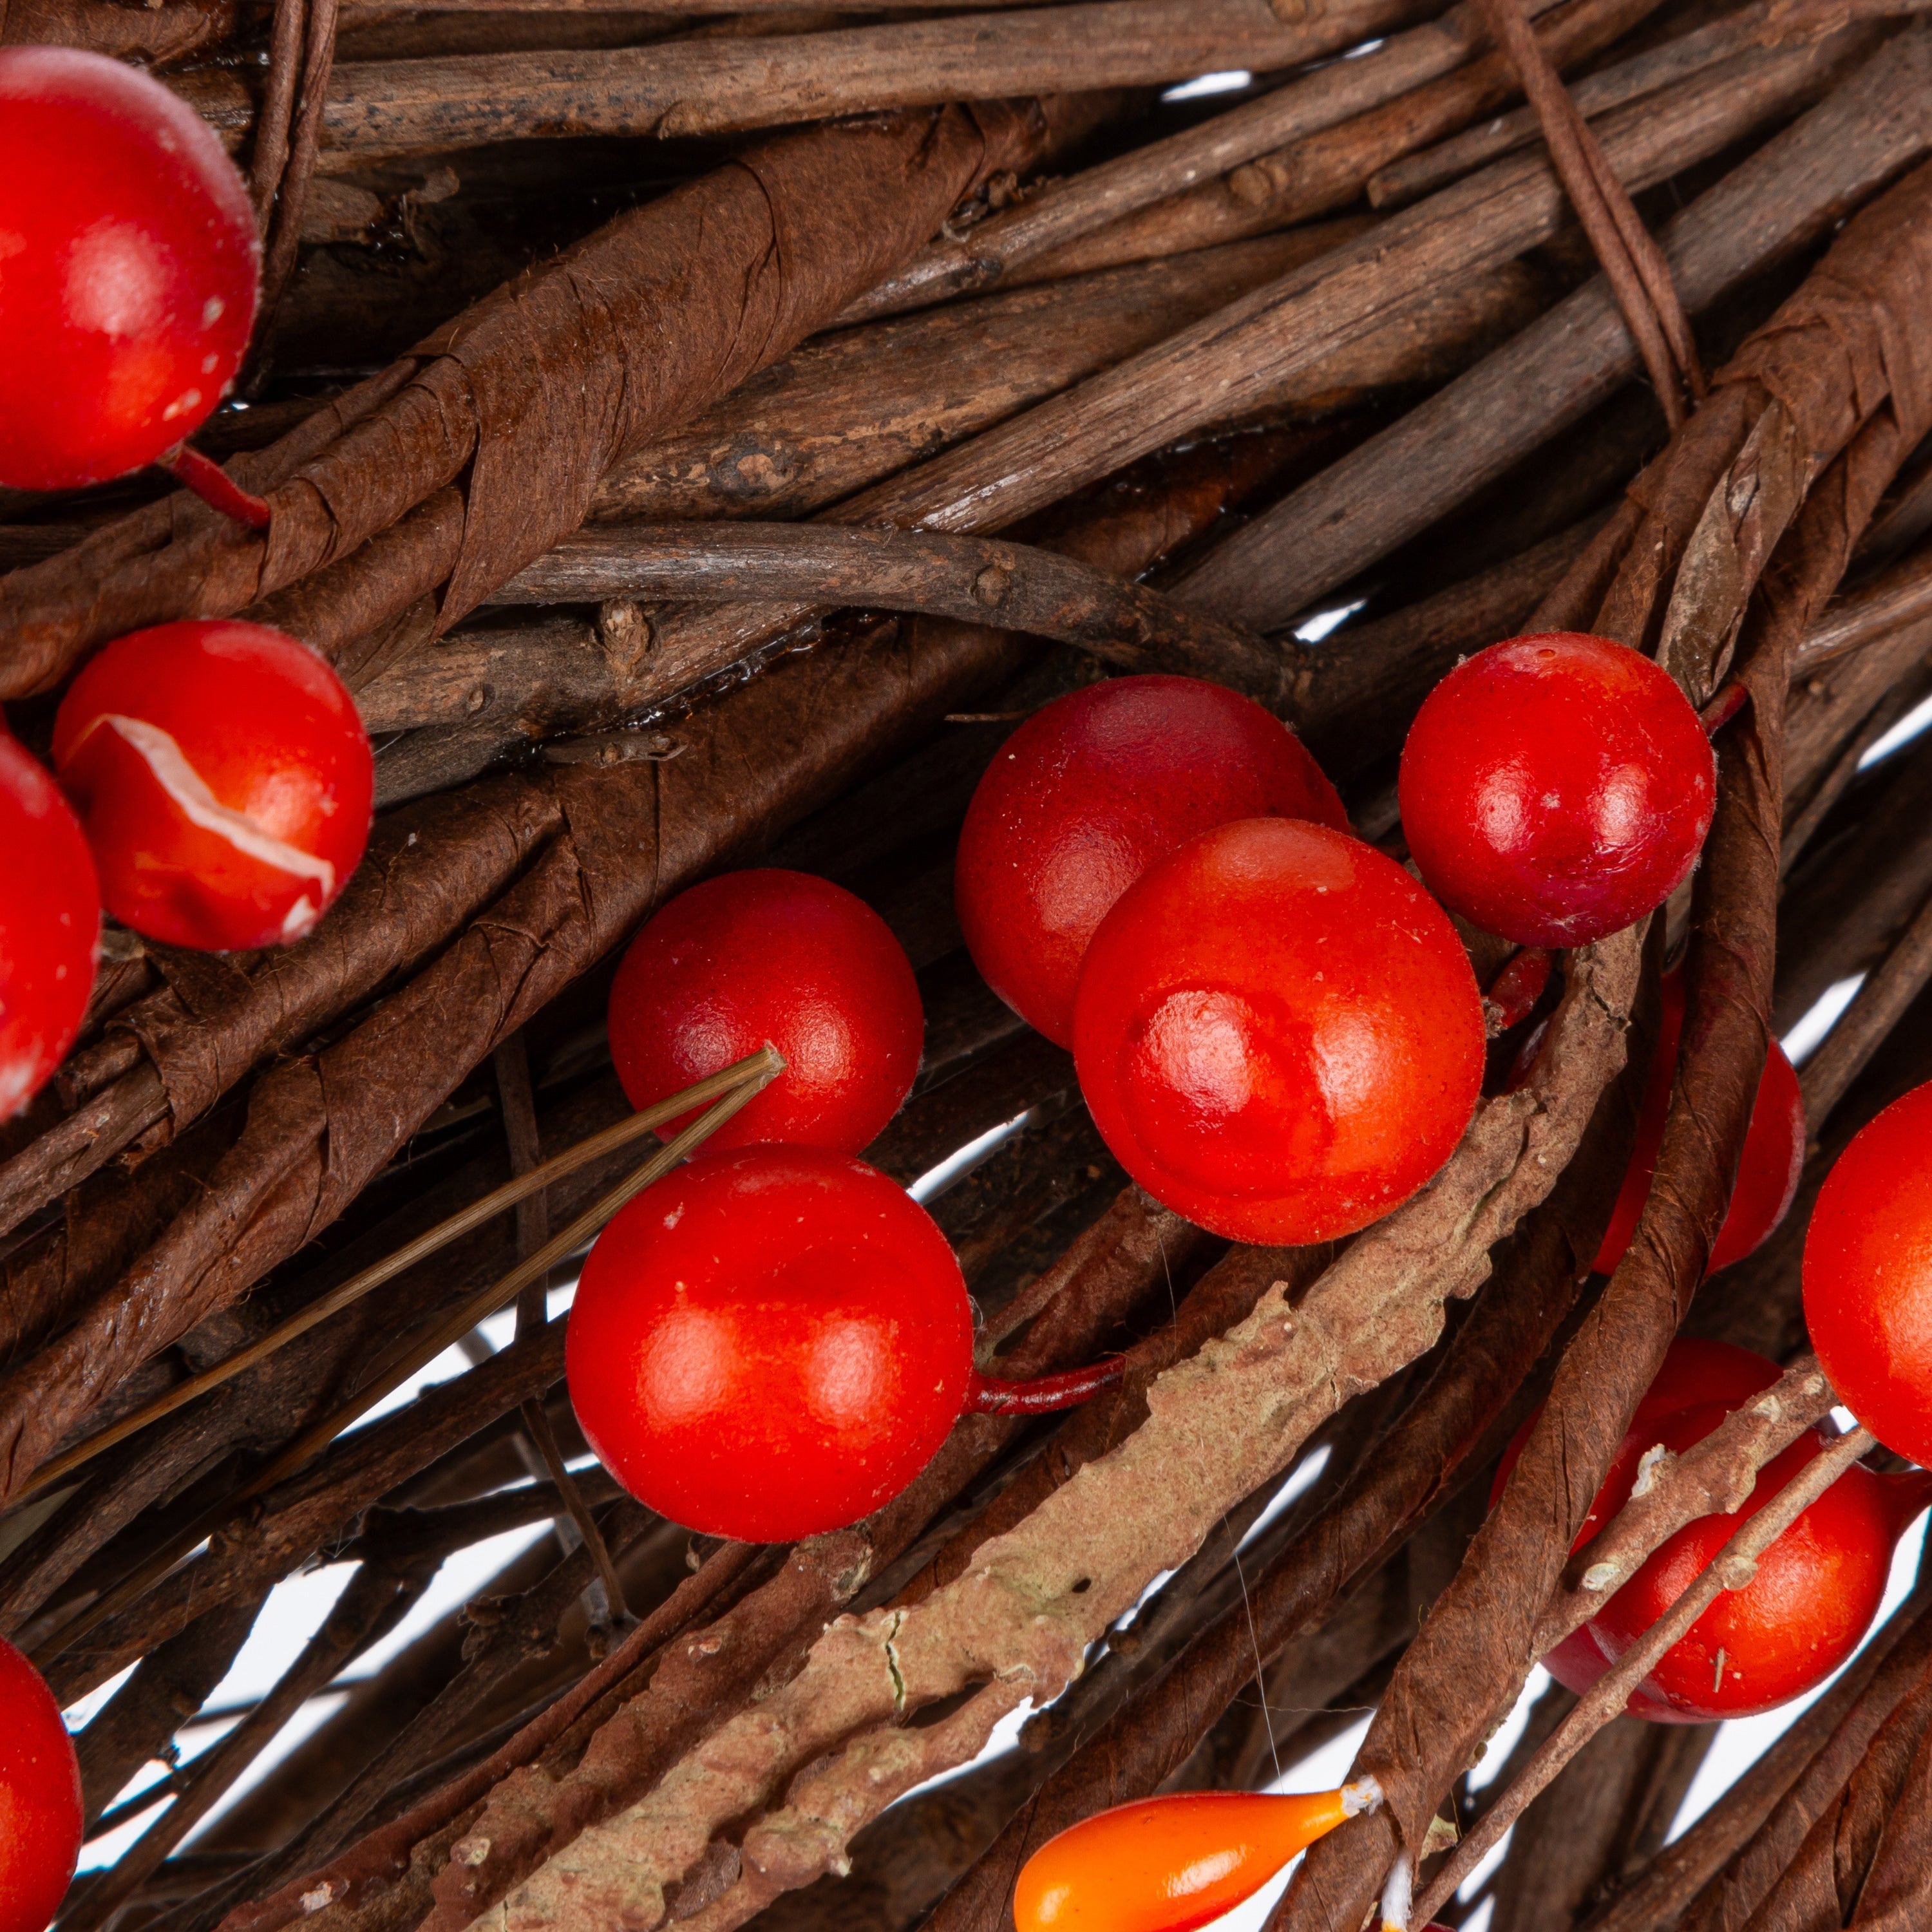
607 870 922 1156
1805 1081 1932 1471
0 1633 82 1932
567 1144 973 1542
0 47 258 491
1072 817 1485 1244
956 675 1346 1048
0 736 99 1119
1399 632 1716 946
52 620 372 952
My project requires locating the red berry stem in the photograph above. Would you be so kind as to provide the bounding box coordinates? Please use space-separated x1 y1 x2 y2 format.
1699 679 1750 735
1485 947 1553 1036
157 441 273 531
966 1356 1128 1415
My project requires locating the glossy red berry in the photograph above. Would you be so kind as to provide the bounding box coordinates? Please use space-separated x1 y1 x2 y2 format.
1521 967 1803 1276
1497 1340 1929 1722
1399 632 1716 946
1072 817 1485 1244
1588 1407 1922 1719
0 47 258 491
1805 1081 1932 1470
607 870 922 1156
0 739 99 1120
0 1633 82 1932
52 620 372 952
567 1144 973 1542
1496 1339 1776 1719
956 675 1347 1048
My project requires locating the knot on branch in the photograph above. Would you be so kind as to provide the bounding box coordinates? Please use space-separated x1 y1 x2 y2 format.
1629 1441 1675 1497
971 562 1012 608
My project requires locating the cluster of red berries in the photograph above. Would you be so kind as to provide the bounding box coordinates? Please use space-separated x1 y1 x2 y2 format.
565 637 1730 1549
960 638 1719 1247
0 50 375 1124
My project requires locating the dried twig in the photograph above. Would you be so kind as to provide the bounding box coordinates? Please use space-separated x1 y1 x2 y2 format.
173 1 1417 158
838 0 1575 321
1173 29 1931 630
488 522 1291 702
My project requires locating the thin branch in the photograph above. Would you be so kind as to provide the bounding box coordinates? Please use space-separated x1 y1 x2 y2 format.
1799 887 1932 1128
489 522 1290 704
493 1032 629 1622
1531 1352 1836 1657
837 0 1573 322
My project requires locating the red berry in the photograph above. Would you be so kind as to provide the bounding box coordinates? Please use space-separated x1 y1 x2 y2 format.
567 1144 972 1542
1398 632 1716 946
0 47 258 491
0 1633 82 1932
956 675 1346 1048
1805 1081 1932 1469
1515 967 1803 1276
1072 817 1484 1244
607 870 922 1156
1497 1340 1928 1722
1589 1406 1918 1719
52 621 372 952
0 738 99 1119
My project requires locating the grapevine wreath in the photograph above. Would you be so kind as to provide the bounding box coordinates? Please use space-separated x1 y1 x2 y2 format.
3 4 1932 1931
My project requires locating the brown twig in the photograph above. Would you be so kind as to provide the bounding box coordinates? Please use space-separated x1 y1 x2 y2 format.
837 0 1574 323
1531 1353 1837 1658
1173 30 1929 630
1368 0 1926 207
171 0 1425 159
1665 1574 1932 1932
493 1034 628 1626
1799 887 1932 1126
1470 0 1705 428
252 0 340 358
216 1540 764 1932
61 1562 429 1932
488 522 1292 703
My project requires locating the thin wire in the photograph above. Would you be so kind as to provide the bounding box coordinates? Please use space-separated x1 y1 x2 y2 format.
1233 1538 1281 1783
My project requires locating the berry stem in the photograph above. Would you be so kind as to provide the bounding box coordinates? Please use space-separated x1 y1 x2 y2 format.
966 1356 1127 1415
1699 679 1750 735
1485 947 1553 1036
158 442 273 531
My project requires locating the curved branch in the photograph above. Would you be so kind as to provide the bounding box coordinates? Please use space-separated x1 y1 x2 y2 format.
491 522 1292 704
